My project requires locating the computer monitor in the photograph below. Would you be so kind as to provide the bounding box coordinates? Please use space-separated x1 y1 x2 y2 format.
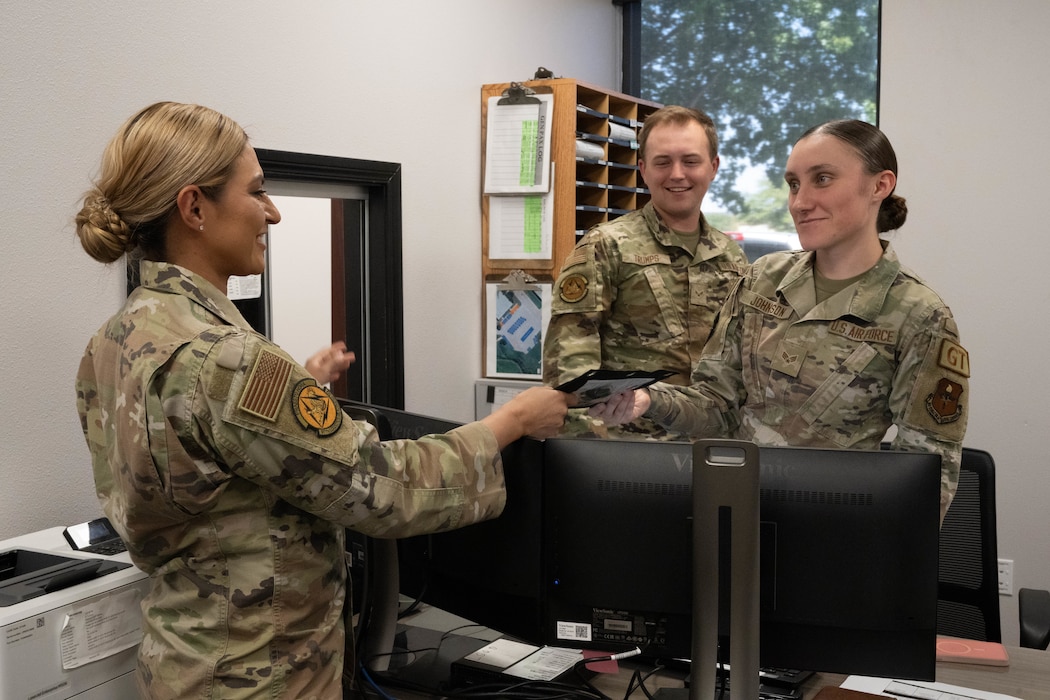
543 439 694 656
336 400 546 667
395 434 546 644
541 437 941 681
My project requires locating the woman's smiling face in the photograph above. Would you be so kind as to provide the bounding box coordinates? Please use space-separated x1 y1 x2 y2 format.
198 145 282 282
784 133 887 258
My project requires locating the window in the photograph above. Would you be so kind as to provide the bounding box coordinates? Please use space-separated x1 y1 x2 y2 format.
621 0 880 239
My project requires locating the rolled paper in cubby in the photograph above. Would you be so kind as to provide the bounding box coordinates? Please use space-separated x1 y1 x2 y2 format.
575 139 605 160
608 122 636 142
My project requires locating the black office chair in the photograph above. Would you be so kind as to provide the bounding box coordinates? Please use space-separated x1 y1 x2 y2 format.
1019 588 1050 649
937 447 1002 642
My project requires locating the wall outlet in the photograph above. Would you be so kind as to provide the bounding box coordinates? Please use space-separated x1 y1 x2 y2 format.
997 558 1013 596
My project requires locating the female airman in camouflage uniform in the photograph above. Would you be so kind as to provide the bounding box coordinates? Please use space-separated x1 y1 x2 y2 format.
593 120 968 522
74 102 570 699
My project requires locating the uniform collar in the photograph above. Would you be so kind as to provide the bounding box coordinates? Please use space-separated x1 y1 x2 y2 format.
777 241 901 322
138 260 254 330
641 201 734 263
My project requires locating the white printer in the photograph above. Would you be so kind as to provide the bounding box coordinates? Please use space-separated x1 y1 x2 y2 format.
0 526 148 700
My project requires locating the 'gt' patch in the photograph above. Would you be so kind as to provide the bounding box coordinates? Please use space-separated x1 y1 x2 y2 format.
292 379 342 436
937 339 970 377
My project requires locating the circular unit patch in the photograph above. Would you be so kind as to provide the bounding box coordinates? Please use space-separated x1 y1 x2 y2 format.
292 379 343 436
559 273 588 303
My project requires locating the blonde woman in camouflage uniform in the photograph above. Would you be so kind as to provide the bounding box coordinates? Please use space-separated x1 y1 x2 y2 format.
543 106 747 439
593 120 968 522
74 102 570 699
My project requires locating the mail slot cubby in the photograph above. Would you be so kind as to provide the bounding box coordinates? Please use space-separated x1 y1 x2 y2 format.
481 78 660 283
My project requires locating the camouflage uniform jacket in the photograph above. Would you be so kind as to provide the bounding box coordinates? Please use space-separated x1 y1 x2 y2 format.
646 244 969 519
543 202 746 438
75 261 506 700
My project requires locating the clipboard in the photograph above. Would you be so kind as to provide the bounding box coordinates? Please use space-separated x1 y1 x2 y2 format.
487 163 555 261
486 270 552 379
498 82 542 106
484 84 554 195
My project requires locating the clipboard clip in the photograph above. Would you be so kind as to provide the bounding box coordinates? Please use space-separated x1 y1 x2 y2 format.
498 82 541 106
500 269 540 291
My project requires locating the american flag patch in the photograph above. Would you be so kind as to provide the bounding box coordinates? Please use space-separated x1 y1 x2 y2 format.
239 349 293 421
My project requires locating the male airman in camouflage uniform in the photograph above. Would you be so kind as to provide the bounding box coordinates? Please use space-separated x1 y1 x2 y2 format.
643 244 969 521
76 261 508 699
543 106 747 439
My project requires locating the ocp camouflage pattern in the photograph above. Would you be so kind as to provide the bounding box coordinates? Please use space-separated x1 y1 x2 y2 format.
76 261 506 699
543 202 747 439
646 245 968 520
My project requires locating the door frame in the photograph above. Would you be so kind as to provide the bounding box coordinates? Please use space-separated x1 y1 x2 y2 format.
256 149 404 408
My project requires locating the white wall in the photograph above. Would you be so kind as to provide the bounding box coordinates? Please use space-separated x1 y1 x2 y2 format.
2 0 1046 649
880 0 1050 645
0 0 619 539
268 194 334 365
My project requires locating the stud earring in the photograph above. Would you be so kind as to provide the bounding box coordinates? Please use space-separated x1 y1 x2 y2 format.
199 225 205 231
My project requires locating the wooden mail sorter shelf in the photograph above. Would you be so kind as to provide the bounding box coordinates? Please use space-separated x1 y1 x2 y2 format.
480 78 661 378
481 78 662 279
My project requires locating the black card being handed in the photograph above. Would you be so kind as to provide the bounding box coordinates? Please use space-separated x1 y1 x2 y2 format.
555 368 675 408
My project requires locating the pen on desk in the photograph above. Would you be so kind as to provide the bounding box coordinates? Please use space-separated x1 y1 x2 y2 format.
883 680 977 700
577 646 642 669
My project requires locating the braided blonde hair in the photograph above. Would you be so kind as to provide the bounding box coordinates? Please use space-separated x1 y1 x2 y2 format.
75 101 248 264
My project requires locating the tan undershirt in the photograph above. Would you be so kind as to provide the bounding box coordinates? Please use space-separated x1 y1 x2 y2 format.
669 226 701 256
814 268 867 304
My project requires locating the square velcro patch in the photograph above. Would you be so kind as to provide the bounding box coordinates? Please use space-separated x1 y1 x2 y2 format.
239 348 294 421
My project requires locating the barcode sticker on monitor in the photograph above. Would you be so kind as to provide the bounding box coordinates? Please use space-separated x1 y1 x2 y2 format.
556 621 592 642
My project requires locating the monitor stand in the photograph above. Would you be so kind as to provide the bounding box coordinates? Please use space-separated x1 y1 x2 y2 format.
359 538 400 672
655 439 762 700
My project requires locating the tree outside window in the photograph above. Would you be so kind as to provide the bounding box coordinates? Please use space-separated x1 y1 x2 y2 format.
638 0 880 234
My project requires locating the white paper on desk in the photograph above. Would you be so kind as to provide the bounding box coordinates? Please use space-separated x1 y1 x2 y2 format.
488 165 554 260
463 638 538 669
841 675 1022 700
484 94 553 194
59 587 143 670
503 646 583 681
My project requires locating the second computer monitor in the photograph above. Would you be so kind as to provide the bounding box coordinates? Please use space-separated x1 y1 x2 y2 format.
542 437 941 680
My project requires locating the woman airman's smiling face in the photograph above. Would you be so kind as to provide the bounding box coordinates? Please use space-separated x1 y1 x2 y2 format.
198 145 282 282
784 133 888 259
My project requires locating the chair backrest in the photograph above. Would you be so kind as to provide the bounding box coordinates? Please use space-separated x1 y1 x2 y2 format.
937 447 1001 642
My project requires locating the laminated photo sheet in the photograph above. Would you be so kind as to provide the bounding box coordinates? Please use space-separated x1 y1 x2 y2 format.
486 282 551 379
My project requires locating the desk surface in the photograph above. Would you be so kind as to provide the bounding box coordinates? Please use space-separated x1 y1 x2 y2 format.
586 647 1050 700
358 607 1049 700
359 643 1049 700
812 646 1050 700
